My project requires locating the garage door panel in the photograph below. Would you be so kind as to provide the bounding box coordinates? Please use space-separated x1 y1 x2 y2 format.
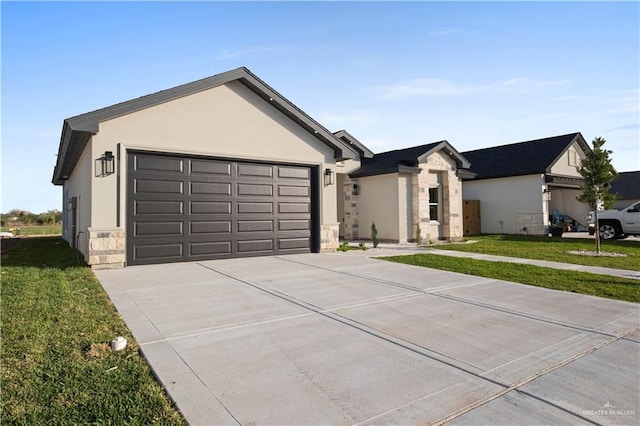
279 219 310 231
135 222 183 237
135 200 184 215
279 203 310 214
189 241 231 256
279 238 311 250
190 201 232 214
237 164 273 178
278 167 310 179
237 183 274 196
190 221 232 235
190 160 231 176
128 152 314 265
238 202 274 214
237 220 274 233
135 155 184 173
278 185 310 197
237 239 274 253
135 179 184 194
190 182 231 195
134 243 183 260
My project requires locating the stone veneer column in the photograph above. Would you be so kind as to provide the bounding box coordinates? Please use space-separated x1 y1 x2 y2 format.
343 176 359 240
87 228 125 269
413 165 431 242
320 223 340 252
422 151 464 241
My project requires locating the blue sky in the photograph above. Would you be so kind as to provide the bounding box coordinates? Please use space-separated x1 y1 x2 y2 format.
2 1 638 213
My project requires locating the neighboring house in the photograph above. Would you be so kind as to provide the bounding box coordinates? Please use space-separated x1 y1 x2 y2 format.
610 171 640 209
52 67 364 267
341 141 474 243
461 133 591 235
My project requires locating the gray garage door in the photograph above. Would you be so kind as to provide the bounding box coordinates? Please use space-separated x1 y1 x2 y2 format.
127 152 316 265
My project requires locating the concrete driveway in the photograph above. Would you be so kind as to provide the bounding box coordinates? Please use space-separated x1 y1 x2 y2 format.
95 253 639 425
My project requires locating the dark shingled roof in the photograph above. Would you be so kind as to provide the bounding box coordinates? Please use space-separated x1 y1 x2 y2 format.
462 133 586 180
350 141 471 178
611 171 640 199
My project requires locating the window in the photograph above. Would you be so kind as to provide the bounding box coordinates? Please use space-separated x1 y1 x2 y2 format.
429 186 441 222
568 149 578 167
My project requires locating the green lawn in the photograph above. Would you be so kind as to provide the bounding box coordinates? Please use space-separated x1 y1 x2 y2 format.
1 237 186 424
382 254 639 303
2 225 62 235
434 234 640 271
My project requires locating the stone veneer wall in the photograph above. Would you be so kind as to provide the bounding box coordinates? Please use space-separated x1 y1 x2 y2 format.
342 176 359 240
412 151 464 241
320 223 340 252
517 213 547 235
87 228 125 269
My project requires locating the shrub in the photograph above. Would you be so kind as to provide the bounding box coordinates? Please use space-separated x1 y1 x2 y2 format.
415 224 423 245
358 242 368 251
371 222 379 248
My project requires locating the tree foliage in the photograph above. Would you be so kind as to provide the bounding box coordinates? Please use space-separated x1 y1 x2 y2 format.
577 137 617 210
1 209 62 226
577 137 617 252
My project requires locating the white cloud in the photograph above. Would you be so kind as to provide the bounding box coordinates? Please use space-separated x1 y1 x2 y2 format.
370 77 571 100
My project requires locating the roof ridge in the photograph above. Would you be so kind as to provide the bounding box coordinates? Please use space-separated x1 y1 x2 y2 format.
462 132 580 154
374 140 446 156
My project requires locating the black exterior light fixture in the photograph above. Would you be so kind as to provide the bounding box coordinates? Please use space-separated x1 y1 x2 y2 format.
353 184 359 195
324 168 334 186
101 151 115 176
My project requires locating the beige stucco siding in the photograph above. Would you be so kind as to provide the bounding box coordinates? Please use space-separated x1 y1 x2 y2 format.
357 173 400 241
397 174 413 242
462 174 546 234
549 142 586 176
87 80 347 231
64 138 94 258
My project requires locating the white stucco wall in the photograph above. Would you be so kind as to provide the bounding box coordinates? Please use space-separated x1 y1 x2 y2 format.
84 80 350 234
462 174 547 234
357 173 400 241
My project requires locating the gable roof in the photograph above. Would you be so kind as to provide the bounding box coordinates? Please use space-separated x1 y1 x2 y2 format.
461 132 588 180
333 130 374 159
350 140 471 178
52 67 360 185
611 171 640 199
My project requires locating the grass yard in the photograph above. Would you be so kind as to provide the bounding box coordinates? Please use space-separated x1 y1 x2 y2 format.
1 225 62 236
1 237 186 424
434 234 640 271
383 253 640 303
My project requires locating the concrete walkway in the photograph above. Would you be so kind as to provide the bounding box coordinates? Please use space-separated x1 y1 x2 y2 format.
95 253 639 425
340 242 640 280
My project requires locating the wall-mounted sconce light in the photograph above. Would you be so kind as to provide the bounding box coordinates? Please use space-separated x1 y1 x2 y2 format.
543 188 551 201
324 168 334 186
353 184 359 196
101 151 115 176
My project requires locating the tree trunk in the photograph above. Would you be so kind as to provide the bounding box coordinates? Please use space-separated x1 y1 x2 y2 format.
594 209 601 253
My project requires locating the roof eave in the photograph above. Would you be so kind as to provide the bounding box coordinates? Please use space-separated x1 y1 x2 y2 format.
349 165 421 179
53 67 360 183
333 130 375 159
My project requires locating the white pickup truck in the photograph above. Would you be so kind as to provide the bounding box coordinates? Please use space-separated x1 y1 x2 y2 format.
587 200 640 239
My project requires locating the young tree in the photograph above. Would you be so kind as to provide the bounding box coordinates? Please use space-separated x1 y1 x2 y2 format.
577 137 617 253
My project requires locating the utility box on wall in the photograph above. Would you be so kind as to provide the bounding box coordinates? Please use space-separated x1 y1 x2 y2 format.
463 199 481 235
